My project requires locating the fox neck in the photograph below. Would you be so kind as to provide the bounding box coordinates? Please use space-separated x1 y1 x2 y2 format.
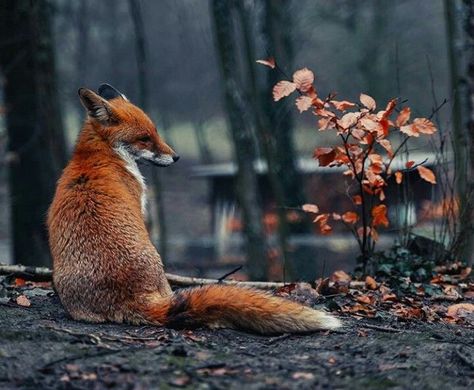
113 143 147 214
75 123 147 215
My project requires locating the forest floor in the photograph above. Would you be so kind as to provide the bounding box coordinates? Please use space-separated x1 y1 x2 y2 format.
1 279 473 390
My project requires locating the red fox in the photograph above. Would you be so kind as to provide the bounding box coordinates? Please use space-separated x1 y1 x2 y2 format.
47 84 342 334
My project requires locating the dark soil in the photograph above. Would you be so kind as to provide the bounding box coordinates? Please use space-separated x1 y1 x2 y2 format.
0 285 473 390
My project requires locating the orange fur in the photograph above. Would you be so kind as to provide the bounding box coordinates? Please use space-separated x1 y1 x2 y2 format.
48 85 342 334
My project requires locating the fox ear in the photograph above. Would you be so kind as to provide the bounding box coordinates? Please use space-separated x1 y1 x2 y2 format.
97 83 128 101
78 88 116 124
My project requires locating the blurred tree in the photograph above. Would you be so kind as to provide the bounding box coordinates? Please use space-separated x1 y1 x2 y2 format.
211 0 268 280
462 0 474 263
128 0 168 261
0 0 67 266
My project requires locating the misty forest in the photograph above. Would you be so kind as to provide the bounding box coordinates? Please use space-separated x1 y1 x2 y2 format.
0 1 474 389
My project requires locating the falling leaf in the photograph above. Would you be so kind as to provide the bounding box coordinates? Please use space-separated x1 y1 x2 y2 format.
395 171 403 184
372 204 389 227
342 211 358 224
302 204 319 214
256 57 276 69
417 166 436 184
330 100 355 111
360 93 376 110
273 81 297 101
295 95 313 113
292 68 314 92
395 107 411 127
365 276 378 290
16 295 31 307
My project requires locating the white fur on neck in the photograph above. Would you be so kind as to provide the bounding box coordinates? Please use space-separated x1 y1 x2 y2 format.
114 144 147 214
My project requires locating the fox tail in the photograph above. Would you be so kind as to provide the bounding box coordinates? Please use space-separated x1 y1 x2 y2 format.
139 285 342 334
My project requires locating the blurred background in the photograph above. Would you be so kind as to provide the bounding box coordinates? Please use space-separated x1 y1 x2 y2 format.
0 0 472 281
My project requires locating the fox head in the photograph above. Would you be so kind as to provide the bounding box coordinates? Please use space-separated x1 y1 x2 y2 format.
78 84 179 167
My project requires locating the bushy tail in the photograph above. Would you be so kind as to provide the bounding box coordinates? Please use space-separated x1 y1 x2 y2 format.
139 285 342 334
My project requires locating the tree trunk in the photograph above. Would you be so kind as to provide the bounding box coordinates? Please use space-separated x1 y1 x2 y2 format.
445 0 472 262
261 0 303 205
236 1 295 280
462 0 474 264
0 0 67 266
211 0 268 280
128 0 168 261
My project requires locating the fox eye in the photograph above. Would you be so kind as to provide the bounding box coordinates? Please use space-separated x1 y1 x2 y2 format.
138 136 151 142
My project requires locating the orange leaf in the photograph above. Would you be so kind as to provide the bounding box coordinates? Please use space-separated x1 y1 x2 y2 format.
292 68 314 92
405 160 415 169
330 270 352 282
342 211 358 224
357 295 372 304
320 224 333 235
302 204 319 214
338 112 359 129
395 171 403 184
273 81 297 101
372 204 389 227
256 57 276 69
318 117 335 131
360 93 376 111
330 100 355 111
314 213 329 224
353 195 362 205
365 276 378 290
417 166 436 184
395 107 411 127
295 95 313 113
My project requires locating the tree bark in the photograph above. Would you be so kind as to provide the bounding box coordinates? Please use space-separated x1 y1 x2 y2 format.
0 0 67 266
128 0 168 261
211 0 268 280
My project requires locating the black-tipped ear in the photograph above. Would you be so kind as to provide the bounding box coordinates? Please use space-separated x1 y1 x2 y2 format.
78 88 116 124
98 83 127 101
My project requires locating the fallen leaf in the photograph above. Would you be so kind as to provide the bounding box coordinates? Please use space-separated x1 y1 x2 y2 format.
292 372 315 380
16 295 31 307
365 276 378 290
330 270 352 283
446 303 474 318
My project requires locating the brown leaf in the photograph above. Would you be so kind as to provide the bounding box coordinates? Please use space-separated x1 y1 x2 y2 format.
313 147 336 167
417 166 436 184
256 57 276 69
16 295 31 307
292 68 314 92
357 295 372 304
378 139 393 157
292 372 315 380
273 80 297 101
295 95 313 113
405 160 415 169
360 93 376 111
302 203 319 214
353 195 362 205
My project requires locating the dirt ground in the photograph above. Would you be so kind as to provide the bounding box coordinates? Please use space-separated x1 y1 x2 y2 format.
1 284 473 390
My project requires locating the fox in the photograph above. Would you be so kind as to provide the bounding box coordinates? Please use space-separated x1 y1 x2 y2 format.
47 84 342 334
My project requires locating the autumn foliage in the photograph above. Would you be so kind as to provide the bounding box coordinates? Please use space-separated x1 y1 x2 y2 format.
258 60 438 267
